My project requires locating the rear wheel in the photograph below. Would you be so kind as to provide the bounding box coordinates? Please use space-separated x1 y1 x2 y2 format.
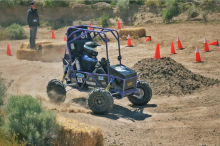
127 80 152 105
47 79 66 104
88 88 114 114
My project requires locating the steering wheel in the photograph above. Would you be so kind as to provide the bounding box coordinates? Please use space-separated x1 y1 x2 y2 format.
101 57 110 66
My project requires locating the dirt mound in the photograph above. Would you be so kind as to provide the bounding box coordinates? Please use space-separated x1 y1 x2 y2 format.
132 57 219 96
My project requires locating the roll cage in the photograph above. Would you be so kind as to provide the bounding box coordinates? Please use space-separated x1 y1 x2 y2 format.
63 25 138 99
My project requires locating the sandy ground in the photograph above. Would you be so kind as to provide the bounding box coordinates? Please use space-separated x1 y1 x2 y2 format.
0 23 220 146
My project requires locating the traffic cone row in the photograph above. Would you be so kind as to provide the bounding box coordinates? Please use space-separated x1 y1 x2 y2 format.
153 37 219 63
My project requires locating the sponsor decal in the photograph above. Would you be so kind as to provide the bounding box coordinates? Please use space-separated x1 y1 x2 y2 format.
76 73 84 78
89 77 93 80
86 81 96 86
115 66 130 72
98 76 104 80
102 82 106 85
127 82 133 86
77 78 83 83
70 43 75 50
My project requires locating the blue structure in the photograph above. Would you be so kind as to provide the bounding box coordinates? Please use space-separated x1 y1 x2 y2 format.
47 25 152 114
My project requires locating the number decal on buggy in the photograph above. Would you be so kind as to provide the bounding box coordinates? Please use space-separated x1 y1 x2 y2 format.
77 78 83 83
81 31 88 39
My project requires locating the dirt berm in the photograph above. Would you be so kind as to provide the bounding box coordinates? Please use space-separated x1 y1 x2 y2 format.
132 57 220 96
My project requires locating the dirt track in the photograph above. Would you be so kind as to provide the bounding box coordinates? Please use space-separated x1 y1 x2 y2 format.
0 23 220 146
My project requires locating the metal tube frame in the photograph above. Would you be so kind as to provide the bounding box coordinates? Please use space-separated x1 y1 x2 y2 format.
64 25 138 99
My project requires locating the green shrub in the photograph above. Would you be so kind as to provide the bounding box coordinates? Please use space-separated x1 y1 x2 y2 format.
110 0 117 7
145 1 164 7
43 0 69 7
187 6 198 19
202 11 208 22
169 5 179 16
1 0 30 5
40 21 51 28
100 13 109 28
130 0 145 5
0 128 26 146
162 9 172 22
74 0 85 4
3 95 60 146
179 3 188 12
5 23 27 40
0 29 8 40
162 0 179 23
0 80 6 106
117 0 130 13
165 0 178 7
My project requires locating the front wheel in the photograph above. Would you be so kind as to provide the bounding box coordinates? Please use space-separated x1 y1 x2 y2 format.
88 88 114 114
127 80 152 105
47 79 66 104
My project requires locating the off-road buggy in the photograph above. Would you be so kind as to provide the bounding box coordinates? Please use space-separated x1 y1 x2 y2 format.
47 25 152 114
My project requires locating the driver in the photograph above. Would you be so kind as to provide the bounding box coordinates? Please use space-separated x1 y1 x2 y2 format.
81 41 99 72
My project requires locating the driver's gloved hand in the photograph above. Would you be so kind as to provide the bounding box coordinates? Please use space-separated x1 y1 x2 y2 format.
101 57 106 65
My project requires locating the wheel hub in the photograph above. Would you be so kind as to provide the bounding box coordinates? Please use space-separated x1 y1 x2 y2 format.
94 96 105 107
133 88 144 99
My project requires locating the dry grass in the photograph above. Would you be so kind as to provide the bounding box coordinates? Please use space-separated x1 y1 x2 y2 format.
17 41 66 62
119 27 146 40
55 115 103 146
16 49 42 61
19 41 53 49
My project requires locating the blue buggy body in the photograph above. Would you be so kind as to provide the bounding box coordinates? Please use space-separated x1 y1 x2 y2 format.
64 25 139 99
47 25 152 114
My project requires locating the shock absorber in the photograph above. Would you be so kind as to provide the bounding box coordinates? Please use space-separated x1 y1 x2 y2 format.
61 65 69 82
105 78 114 91
61 58 77 82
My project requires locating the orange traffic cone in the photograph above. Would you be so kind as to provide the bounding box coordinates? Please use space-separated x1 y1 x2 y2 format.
195 47 202 63
64 36 66 41
89 24 92 30
204 38 210 52
126 34 133 47
177 37 184 50
208 39 219 46
117 21 121 29
154 43 160 59
145 36 151 41
52 30 55 39
170 42 176 54
6 44 12 56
